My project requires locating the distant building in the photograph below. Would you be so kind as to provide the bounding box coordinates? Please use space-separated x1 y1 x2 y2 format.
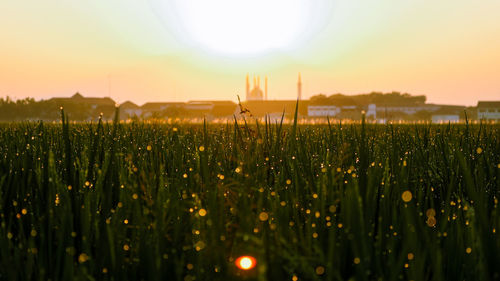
141 102 185 118
141 102 185 112
307 105 340 117
366 104 376 119
432 115 460 123
119 101 142 118
477 101 500 120
246 75 266 101
209 101 239 118
375 104 441 115
140 101 237 119
245 73 302 101
185 101 238 118
50 92 115 109
243 100 305 118
307 103 375 119
185 101 214 111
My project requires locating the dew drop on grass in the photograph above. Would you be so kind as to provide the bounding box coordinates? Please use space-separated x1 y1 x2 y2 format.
426 208 436 217
259 212 269 221
402 191 413 202
198 209 207 217
195 241 205 251
78 253 89 263
427 216 437 227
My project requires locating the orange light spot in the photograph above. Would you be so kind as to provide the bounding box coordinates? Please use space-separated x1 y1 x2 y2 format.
198 209 207 217
402 191 412 202
235 256 257 270
426 208 436 217
259 212 269 221
427 216 437 227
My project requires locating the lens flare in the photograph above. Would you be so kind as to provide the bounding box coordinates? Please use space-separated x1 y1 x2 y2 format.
235 256 257 270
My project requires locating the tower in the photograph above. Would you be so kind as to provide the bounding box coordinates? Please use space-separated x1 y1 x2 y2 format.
246 74 264 101
297 73 302 100
246 74 250 100
265 76 268 100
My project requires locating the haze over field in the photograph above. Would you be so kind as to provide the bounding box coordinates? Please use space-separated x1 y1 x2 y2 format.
1 0 499 105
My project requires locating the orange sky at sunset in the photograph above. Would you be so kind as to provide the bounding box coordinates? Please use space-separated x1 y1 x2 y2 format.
1 0 499 106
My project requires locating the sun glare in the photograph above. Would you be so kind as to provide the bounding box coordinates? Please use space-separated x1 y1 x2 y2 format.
235 256 257 270
166 0 310 55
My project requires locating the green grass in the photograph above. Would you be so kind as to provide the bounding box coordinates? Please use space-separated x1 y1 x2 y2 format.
0 112 499 280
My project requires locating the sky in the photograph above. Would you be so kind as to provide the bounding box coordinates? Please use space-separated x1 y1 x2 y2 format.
0 0 499 106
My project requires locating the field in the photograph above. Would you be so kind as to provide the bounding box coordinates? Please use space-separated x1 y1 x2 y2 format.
0 111 499 281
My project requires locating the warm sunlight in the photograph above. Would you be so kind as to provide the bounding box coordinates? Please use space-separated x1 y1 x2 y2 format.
1 1 500 280
166 0 310 55
235 256 257 270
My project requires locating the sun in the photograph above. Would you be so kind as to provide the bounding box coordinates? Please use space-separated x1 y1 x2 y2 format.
163 0 312 56
235 256 257 270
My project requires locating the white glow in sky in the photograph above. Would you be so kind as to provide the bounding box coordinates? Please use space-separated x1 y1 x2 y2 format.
151 0 330 56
